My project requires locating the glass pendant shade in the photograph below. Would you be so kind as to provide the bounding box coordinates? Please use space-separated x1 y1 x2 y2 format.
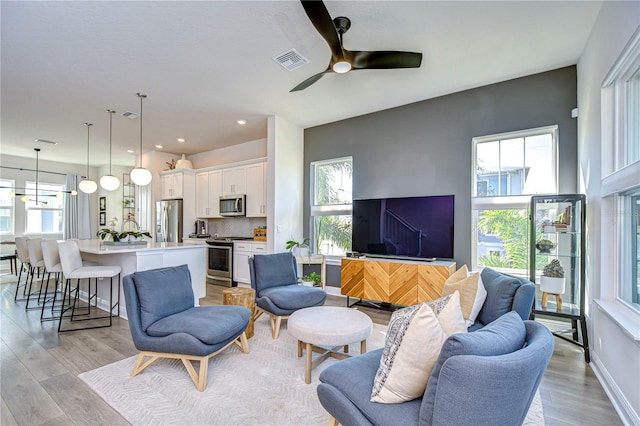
130 167 152 186
79 179 97 194
100 174 120 191
100 109 121 191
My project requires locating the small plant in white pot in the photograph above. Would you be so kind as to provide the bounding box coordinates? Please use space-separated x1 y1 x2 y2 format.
300 272 321 287
540 259 565 294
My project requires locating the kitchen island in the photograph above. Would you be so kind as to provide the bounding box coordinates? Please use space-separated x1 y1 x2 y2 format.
75 240 206 320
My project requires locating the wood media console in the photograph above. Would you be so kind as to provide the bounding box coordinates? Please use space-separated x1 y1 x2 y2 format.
341 257 456 307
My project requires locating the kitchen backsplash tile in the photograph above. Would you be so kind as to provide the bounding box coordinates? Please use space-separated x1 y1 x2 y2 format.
207 217 266 238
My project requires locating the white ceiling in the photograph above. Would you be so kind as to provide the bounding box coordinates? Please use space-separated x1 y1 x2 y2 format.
1 1 602 167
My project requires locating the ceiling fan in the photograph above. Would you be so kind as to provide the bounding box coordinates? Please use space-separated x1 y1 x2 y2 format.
291 0 423 92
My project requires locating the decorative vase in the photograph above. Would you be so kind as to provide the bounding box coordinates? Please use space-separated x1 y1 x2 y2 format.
292 246 310 257
540 276 565 294
535 242 556 254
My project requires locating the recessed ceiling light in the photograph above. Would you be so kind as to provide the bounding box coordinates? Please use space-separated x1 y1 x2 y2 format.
237 120 246 125
177 138 185 143
127 149 135 154
155 145 163 149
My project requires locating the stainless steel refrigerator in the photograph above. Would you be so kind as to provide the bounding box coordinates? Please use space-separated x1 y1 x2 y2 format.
156 199 183 243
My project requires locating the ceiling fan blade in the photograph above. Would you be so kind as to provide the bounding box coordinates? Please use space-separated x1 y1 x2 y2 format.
349 51 423 69
300 0 342 59
290 68 332 92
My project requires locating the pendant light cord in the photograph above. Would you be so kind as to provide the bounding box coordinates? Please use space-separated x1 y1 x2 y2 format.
107 109 115 175
137 93 147 168
35 148 40 204
84 122 92 178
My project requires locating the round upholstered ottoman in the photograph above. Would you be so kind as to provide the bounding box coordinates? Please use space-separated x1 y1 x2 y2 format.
288 306 373 384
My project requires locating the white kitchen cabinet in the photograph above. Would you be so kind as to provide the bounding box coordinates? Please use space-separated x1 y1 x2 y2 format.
233 241 266 285
196 170 222 218
161 171 184 199
246 162 267 217
222 166 246 195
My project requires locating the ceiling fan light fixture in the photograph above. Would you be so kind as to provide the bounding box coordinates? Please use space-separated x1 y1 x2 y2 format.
332 61 352 74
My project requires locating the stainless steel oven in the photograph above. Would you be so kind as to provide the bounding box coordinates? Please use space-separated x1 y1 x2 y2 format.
206 240 234 287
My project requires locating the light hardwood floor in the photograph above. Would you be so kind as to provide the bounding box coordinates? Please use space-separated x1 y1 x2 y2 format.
0 274 622 425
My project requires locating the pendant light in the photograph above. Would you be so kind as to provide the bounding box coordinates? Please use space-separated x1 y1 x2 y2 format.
3 148 78 201
100 109 121 191
129 92 152 186
78 122 98 194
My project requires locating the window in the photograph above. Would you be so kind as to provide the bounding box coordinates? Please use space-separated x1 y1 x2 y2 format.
0 179 15 234
310 157 352 256
24 181 64 234
472 126 559 273
602 28 640 311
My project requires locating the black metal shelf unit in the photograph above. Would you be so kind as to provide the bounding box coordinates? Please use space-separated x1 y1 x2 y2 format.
529 194 589 363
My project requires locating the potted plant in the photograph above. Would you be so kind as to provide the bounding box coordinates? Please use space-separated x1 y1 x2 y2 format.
540 259 565 294
300 272 321 287
286 237 310 257
97 229 151 245
535 238 556 254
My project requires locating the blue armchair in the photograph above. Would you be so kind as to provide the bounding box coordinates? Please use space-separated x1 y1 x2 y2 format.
469 267 536 331
249 252 326 339
317 312 554 426
123 265 251 391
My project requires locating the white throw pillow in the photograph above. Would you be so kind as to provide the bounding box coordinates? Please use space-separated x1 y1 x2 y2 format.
425 291 467 336
371 303 447 404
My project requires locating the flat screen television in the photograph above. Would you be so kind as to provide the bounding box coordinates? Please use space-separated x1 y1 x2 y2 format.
352 195 454 260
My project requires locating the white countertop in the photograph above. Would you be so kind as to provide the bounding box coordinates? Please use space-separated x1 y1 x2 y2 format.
75 239 207 255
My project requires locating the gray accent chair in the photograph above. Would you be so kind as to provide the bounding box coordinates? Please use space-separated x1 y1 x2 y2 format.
249 252 326 339
123 265 250 391
317 312 554 426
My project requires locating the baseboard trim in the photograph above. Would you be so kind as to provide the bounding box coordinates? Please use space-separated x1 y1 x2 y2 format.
590 351 639 425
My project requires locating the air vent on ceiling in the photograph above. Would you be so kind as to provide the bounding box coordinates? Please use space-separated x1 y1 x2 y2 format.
34 139 58 145
121 112 138 119
272 48 309 71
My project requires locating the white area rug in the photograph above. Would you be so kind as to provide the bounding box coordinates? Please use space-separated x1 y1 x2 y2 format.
79 315 544 425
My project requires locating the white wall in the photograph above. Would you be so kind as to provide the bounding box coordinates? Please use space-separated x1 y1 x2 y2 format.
267 116 304 253
188 139 267 169
577 2 640 424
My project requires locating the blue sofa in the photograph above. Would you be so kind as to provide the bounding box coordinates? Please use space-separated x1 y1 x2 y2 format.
317 268 546 426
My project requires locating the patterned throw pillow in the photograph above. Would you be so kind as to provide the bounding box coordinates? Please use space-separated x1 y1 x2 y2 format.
370 293 466 404
442 265 487 327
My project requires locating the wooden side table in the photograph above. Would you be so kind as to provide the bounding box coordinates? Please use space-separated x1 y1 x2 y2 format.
222 287 256 338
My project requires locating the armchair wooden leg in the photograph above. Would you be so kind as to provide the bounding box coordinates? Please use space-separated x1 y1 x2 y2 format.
233 331 250 353
131 352 160 376
272 315 282 339
328 415 339 426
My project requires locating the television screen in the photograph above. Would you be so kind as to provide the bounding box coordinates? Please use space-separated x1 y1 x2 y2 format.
352 195 454 260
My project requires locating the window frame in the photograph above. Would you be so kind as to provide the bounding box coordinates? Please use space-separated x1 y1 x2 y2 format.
471 125 559 273
309 156 353 260
23 180 65 235
0 179 16 235
600 27 640 316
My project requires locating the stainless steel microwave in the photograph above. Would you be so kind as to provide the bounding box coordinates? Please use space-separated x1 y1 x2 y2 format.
219 194 246 216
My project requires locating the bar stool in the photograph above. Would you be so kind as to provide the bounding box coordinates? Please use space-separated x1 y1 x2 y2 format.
57 240 122 332
14 237 31 302
25 238 46 310
40 239 65 321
